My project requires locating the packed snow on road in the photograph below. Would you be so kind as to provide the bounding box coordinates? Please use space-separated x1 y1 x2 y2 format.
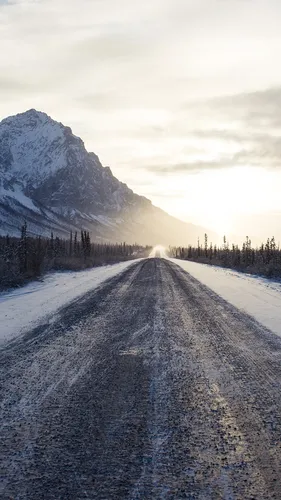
170 258 281 338
1 258 280 499
0 259 142 344
2 252 281 346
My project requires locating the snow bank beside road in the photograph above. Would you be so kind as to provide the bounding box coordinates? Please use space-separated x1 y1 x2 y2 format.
171 258 281 338
0 260 141 345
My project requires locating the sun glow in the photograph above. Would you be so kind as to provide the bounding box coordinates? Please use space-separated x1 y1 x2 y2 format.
190 167 280 237
145 166 281 241
150 245 166 258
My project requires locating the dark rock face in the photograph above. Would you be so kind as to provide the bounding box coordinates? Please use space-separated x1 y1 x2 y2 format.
0 135 14 173
0 109 213 245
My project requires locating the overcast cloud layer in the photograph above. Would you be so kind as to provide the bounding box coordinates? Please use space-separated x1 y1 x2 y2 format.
1 0 281 239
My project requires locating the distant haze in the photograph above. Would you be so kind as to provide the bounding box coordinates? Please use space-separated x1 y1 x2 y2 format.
1 0 281 244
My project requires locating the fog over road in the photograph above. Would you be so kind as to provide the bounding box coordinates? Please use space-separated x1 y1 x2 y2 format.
1 259 281 499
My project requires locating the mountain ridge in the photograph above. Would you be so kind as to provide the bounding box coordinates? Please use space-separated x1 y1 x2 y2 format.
0 109 216 245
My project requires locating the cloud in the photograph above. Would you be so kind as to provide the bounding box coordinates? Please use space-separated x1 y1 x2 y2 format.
1 0 281 181
206 87 281 128
213 86 281 109
152 86 281 174
69 33 146 63
144 159 234 174
0 77 36 93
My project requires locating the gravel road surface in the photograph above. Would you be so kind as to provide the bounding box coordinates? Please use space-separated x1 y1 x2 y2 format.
1 258 281 499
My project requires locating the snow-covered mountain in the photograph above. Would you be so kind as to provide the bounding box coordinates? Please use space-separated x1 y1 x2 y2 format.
0 109 214 244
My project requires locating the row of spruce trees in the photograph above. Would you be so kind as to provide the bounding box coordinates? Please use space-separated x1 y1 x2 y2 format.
170 234 281 278
0 222 151 289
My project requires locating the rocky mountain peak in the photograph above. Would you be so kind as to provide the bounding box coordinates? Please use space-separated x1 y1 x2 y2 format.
0 109 214 245
0 109 149 228
1 108 53 130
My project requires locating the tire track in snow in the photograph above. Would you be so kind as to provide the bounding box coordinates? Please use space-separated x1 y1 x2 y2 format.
1 258 281 499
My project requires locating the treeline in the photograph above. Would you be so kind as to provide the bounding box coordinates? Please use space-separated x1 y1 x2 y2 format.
170 234 281 278
0 222 151 289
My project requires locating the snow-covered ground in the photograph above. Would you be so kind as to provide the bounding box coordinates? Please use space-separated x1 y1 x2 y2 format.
2 252 281 346
0 260 141 345
170 258 281 338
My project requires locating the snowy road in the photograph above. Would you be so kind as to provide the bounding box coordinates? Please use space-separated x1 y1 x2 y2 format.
1 258 281 499
170 258 281 338
0 259 143 344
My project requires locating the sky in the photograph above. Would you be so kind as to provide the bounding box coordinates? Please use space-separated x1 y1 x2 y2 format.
1 0 281 242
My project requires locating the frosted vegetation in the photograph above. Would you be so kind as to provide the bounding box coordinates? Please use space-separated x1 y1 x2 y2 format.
0 222 151 289
170 234 281 278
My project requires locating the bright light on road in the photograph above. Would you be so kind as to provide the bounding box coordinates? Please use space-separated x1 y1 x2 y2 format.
149 245 166 258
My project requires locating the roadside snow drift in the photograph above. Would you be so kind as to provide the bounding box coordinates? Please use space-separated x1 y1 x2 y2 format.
171 258 281 338
0 260 141 344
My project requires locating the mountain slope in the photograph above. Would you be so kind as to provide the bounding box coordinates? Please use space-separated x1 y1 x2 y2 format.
0 109 215 245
